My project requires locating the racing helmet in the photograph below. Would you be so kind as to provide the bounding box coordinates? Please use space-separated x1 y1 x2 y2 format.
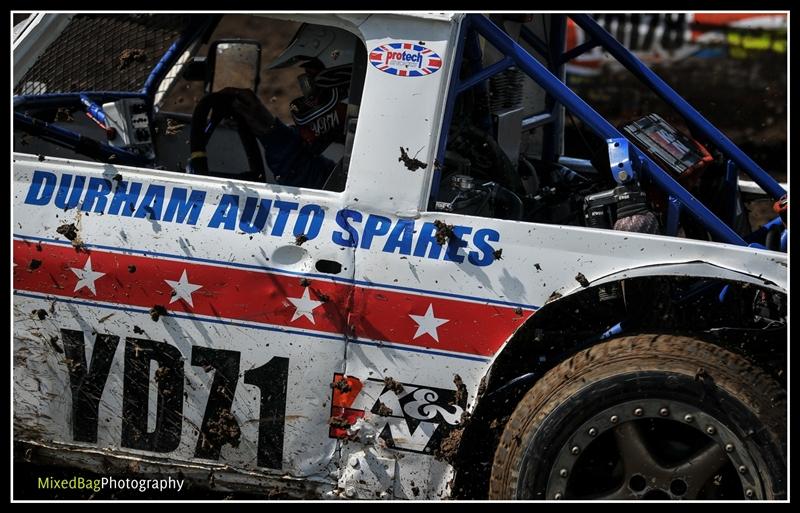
268 24 358 149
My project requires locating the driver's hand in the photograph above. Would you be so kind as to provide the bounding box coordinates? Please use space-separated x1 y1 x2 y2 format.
220 87 277 138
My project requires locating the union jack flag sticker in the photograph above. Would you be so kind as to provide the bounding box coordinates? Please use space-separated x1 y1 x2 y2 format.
369 42 442 77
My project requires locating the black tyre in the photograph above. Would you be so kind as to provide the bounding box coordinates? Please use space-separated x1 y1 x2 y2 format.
489 334 786 500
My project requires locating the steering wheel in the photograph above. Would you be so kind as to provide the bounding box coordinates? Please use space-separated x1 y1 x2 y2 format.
188 91 266 182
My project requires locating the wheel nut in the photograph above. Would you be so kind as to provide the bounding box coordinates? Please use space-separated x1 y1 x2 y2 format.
554 492 562 500
684 414 694 423
588 427 598 437
634 408 643 417
706 426 716 435
738 465 747 474
610 415 619 424
725 444 734 453
659 407 669 417
745 489 754 499
571 446 580 455
559 468 568 478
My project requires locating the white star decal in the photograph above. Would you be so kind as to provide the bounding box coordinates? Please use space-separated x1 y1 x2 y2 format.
71 257 105 296
164 269 203 307
409 304 449 343
288 288 323 324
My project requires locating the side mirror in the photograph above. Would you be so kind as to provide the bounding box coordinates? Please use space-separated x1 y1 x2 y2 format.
207 39 262 93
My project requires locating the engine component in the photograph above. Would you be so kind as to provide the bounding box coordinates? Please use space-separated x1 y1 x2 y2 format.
583 189 616 229
613 184 661 234
582 183 661 234
489 67 524 112
613 210 661 234
435 173 488 214
450 174 476 191
436 173 523 221
614 184 650 219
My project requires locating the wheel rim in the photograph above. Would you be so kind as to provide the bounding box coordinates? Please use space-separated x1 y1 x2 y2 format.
544 399 763 500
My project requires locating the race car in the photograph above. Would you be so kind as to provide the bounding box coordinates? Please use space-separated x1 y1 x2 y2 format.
13 12 787 500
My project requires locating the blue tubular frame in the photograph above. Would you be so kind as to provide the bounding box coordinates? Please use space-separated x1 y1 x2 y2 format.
435 14 787 247
14 92 148 110
15 111 150 167
456 56 513 94
141 17 213 102
430 17 471 206
14 16 215 167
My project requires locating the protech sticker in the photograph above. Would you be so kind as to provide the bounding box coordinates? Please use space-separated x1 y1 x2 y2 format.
369 43 442 77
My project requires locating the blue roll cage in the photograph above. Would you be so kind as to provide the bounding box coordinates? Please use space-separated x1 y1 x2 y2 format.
434 14 787 249
13 14 786 250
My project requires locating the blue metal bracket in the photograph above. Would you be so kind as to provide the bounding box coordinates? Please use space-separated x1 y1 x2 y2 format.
607 138 635 183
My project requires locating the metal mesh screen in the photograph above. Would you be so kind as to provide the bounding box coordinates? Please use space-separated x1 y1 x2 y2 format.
14 14 194 95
